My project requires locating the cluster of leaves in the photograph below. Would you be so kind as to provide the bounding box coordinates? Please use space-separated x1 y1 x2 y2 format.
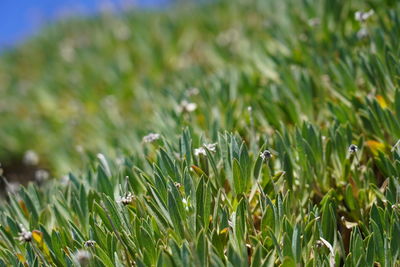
1 128 400 266
1 0 400 265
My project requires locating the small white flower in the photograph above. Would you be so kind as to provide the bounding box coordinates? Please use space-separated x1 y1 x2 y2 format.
73 249 91 265
113 23 130 40
178 100 197 113
348 144 358 154
194 143 217 156
23 150 39 166
84 240 96 248
75 145 84 153
18 225 32 243
117 192 134 206
35 169 49 183
182 198 189 211
143 133 160 143
315 240 324 248
204 143 217 152
355 10 374 22
308 18 320 27
186 87 199 97
194 147 206 156
260 150 272 161
216 28 240 46
6 182 20 194
60 175 70 186
59 42 75 63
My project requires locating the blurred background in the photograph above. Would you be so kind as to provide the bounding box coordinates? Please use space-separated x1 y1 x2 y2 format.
0 0 169 48
0 0 378 193
1 0 185 190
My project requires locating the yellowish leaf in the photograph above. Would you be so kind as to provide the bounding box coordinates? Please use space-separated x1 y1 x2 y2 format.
18 200 29 218
376 95 388 108
32 230 43 244
219 227 229 234
366 140 386 155
191 165 206 177
32 230 50 256
16 253 26 263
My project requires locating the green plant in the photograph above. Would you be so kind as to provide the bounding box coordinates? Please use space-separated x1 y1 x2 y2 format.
1 0 400 265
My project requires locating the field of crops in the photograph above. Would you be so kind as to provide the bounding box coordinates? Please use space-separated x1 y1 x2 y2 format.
0 0 399 265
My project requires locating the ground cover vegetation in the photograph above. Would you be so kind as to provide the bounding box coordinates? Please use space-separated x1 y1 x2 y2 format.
0 0 400 265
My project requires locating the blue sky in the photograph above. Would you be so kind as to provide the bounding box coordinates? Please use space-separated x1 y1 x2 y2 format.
0 0 169 49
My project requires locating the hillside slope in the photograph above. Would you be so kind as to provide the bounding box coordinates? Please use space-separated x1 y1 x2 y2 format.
1 0 400 265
